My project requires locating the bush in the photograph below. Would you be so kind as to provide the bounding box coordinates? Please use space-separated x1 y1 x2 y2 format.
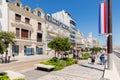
65 58 77 66
40 57 77 71
81 53 90 60
54 60 66 71
50 57 59 62
40 57 59 66
0 75 10 80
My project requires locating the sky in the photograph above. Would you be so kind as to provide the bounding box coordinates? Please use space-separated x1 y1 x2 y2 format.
20 0 120 46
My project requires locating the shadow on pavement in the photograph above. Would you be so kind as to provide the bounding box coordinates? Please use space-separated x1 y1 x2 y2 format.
79 64 104 72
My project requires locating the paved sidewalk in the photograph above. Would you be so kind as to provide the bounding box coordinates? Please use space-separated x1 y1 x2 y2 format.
0 54 53 72
22 58 105 80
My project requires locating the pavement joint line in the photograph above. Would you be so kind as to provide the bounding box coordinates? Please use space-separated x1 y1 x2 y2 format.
20 67 35 73
51 71 100 80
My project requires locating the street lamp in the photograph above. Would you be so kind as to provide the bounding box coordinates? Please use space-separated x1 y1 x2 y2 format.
107 0 113 69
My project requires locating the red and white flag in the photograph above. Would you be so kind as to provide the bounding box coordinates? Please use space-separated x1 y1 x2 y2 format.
99 2 107 34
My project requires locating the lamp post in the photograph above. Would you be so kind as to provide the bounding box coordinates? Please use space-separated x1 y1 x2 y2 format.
107 0 113 69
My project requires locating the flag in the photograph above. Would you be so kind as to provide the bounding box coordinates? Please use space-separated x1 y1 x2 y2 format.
99 2 107 34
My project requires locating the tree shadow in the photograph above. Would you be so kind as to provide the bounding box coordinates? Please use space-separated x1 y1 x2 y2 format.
78 64 104 72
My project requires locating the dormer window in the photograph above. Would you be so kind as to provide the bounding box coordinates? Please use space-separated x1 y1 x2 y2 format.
14 1 22 8
17 3 20 7
24 6 31 12
26 8 29 11
37 11 41 17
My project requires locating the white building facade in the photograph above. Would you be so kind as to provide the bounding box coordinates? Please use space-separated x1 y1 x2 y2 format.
85 32 100 48
0 0 46 56
52 10 77 44
45 14 70 54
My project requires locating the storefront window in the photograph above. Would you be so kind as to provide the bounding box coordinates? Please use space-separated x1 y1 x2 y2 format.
24 46 34 55
12 45 19 56
36 47 42 55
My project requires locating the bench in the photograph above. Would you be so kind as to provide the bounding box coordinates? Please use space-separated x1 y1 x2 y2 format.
35 64 55 71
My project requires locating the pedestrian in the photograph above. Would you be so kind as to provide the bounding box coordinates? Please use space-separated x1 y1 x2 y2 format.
5 50 8 63
73 49 76 58
100 50 105 65
90 53 96 65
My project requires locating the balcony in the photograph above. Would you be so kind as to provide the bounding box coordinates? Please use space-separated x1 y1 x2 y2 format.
11 20 34 32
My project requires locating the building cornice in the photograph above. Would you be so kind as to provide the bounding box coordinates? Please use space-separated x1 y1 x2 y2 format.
8 3 45 22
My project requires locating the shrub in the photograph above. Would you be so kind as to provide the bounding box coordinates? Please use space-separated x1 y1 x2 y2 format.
0 75 10 80
40 57 77 71
81 53 90 60
13 78 25 80
65 58 77 66
50 57 59 62
54 60 66 71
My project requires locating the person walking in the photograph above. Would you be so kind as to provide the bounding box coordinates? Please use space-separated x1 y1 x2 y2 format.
100 50 105 65
90 53 96 65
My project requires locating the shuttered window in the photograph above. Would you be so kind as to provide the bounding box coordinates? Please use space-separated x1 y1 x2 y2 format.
25 17 30 24
16 28 20 38
21 29 28 38
38 23 41 30
15 14 21 21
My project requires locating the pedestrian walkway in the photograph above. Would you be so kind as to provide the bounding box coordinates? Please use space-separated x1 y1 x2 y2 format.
22 58 105 80
0 54 53 72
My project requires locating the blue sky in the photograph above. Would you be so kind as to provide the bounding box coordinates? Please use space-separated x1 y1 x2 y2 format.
21 0 120 45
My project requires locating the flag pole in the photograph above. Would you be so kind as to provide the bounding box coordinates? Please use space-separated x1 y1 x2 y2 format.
107 0 113 69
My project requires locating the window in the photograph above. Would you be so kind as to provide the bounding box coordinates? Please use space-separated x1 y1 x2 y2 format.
16 3 20 7
12 45 19 56
70 20 76 26
37 11 41 17
15 14 21 21
36 48 42 55
38 22 41 30
21 29 28 38
37 33 42 42
25 17 30 24
24 47 34 55
16 28 20 38
26 8 29 11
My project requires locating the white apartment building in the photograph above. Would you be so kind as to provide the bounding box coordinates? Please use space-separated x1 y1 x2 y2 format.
0 0 46 56
75 30 84 48
85 32 100 48
45 14 70 53
52 10 77 44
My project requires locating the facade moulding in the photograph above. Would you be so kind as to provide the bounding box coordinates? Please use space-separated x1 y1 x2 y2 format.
8 3 45 22
14 40 43 46
11 23 34 32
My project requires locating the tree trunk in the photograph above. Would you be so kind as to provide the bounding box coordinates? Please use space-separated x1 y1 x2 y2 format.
55 50 56 57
